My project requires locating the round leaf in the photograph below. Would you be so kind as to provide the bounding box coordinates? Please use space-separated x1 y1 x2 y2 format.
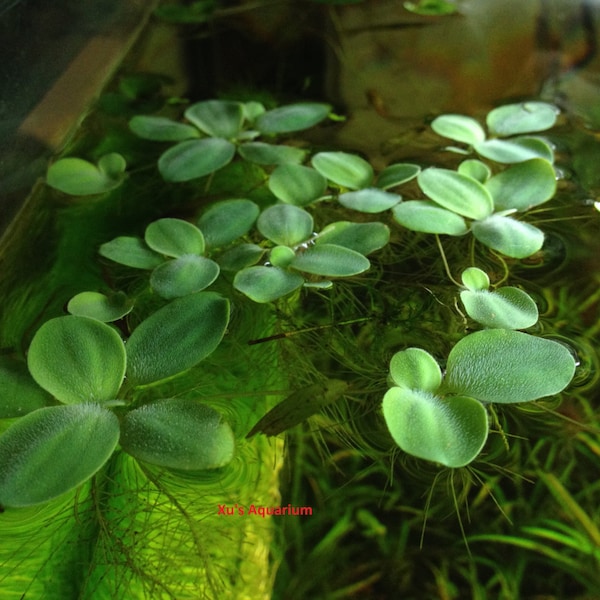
99 236 163 269
27 316 126 405
471 215 544 258
233 266 304 303
257 204 314 246
197 198 259 249
145 218 205 257
150 255 220 299
376 163 421 189
474 137 554 164
338 188 401 213
121 399 234 470
382 388 488 468
418 168 494 219
485 158 556 212
290 244 370 277
237 142 307 165
218 243 265 272
461 267 490 291
389 348 442 392
158 138 235 182
0 403 119 507
255 102 331 134
268 164 327 206
46 154 126 196
0 358 51 418
184 100 244 138
486 102 559 137
460 287 539 329
431 114 486 145
269 245 296 268
67 291 134 322
312 151 374 189
126 292 230 385
129 115 199 141
458 159 491 183
315 221 390 255
444 329 576 403
392 200 468 235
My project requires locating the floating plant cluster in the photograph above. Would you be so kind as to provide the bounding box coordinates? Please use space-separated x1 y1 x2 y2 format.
0 98 582 508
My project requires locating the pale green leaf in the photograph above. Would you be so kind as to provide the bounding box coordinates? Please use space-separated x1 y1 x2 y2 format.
392 200 468 235
67 291 134 322
255 102 331 134
290 244 370 277
312 151 374 189
150 255 220 299
99 236 163 269
197 198 259 249
129 115 200 141
486 102 559 137
257 204 314 246
233 266 304 303
268 164 327 206
389 347 442 392
145 218 205 257
471 215 545 258
184 100 245 138
338 188 401 213
431 114 486 145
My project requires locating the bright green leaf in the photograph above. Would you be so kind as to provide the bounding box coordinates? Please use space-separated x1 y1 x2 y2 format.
315 221 390 255
431 114 486 145
392 200 469 235
0 403 119 507
99 236 163 269
67 291 134 322
233 266 304 303
376 163 421 189
382 388 488 467
461 267 490 291
184 100 245 139
268 164 327 206
458 159 491 183
338 188 401 213
389 347 442 391
27 316 126 405
418 168 494 219
197 198 259 248
255 102 331 134
145 218 205 257
150 255 220 299
237 142 307 165
312 151 374 189
471 215 545 258
485 158 557 212
121 399 234 470
126 292 230 385
257 204 314 246
486 102 559 137
158 138 235 182
269 245 296 268
129 115 200 141
290 244 370 277
474 136 554 164
444 329 576 403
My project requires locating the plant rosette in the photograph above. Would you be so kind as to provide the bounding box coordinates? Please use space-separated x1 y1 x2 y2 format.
0 292 232 508
382 329 576 467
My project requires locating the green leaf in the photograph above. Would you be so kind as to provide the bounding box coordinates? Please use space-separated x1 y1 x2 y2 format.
0 358 51 418
486 102 559 137
338 188 401 213
461 267 490 291
129 115 200 141
474 136 554 164
403 0 458 15
150 255 220 299
290 244 370 277
158 138 235 182
145 218 205 257
197 198 259 249
217 243 265 272
315 221 390 255
471 215 545 258
392 200 469 235
126 292 230 385
257 204 314 246
382 388 488 467
121 399 234 470
431 114 486 145
27 316 126 405
46 154 126 196
312 151 374 189
237 142 307 165
99 236 164 269
269 245 296 268
67 291 134 322
460 287 539 329
389 347 442 392
418 168 494 219
444 329 576 403
0 403 119 507
376 163 421 189
255 102 331 134
184 100 245 138
458 159 491 183
233 266 304 303
268 164 327 206
485 158 557 212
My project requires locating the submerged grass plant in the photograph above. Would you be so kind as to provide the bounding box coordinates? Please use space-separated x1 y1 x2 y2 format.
1 75 599 599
